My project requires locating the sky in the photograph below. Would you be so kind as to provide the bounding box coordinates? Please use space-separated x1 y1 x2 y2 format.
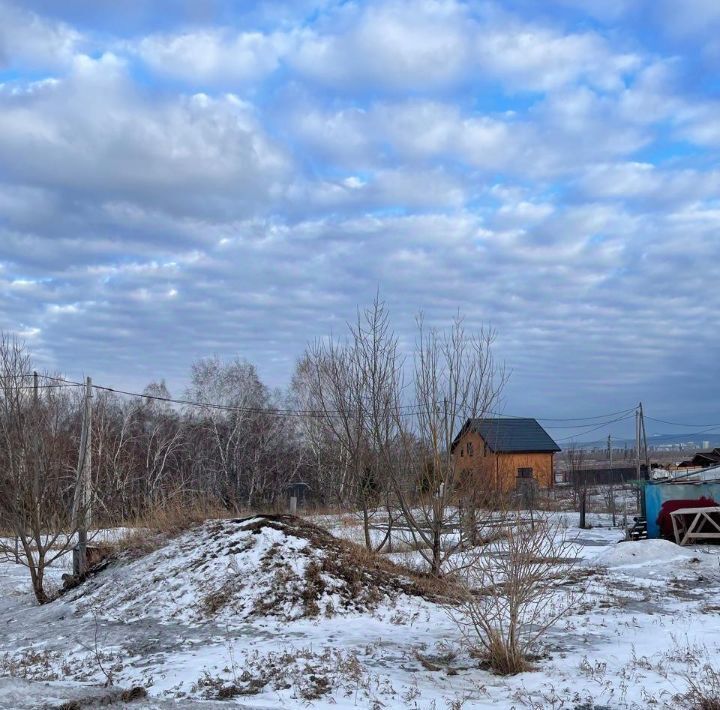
1 0 720 442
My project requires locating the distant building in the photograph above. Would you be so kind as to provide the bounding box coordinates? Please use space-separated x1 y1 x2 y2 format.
452 418 561 492
678 448 720 468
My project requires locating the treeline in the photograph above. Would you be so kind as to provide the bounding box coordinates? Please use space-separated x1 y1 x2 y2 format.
0 297 507 600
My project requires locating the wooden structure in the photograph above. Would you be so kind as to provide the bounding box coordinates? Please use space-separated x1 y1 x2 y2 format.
678 448 720 468
565 466 646 486
452 418 560 493
669 506 720 546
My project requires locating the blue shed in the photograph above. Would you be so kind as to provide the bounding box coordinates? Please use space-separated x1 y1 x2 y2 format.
644 480 720 539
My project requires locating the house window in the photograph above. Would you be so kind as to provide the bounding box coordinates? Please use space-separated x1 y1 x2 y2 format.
460 449 464 457
467 442 474 457
517 467 533 479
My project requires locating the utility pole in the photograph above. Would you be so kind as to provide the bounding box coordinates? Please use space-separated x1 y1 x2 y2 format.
635 402 647 519
607 434 616 526
639 402 649 475
74 376 92 576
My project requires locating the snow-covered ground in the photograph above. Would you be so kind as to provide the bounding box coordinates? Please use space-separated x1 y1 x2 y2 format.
1 513 719 709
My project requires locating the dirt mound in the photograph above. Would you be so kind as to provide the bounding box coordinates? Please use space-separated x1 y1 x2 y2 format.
66 515 437 625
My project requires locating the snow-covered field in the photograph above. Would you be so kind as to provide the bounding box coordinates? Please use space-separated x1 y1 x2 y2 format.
1 512 719 709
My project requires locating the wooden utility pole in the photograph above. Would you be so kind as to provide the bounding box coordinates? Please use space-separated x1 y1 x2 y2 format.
607 434 616 526
74 376 92 576
635 402 647 517
639 402 650 475
635 405 641 482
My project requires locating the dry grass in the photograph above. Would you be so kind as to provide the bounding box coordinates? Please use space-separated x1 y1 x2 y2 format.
109 500 240 558
678 665 720 710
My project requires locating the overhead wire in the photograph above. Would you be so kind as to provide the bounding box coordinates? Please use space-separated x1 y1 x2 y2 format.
35 374 642 429
37 373 427 419
555 413 636 443
645 415 720 428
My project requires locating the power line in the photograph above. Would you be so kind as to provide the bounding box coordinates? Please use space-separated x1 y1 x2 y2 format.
644 424 720 442
37 374 426 419
491 407 637 423
645 415 720 429
555 413 636 443
538 412 637 430
5 383 82 391
35 373 640 426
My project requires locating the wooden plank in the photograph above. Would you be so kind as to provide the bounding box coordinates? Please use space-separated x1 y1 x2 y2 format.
671 512 682 545
682 513 700 546
670 506 720 516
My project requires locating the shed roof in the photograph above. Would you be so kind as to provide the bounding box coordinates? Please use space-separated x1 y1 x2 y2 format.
453 417 561 454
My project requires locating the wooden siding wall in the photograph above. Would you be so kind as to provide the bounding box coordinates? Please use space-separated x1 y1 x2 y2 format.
454 430 554 492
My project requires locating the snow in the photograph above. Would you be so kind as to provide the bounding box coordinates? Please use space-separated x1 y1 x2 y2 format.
592 538 698 570
1 513 720 708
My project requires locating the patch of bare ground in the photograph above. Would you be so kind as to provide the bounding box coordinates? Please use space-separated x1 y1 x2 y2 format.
54 686 148 709
232 514 454 617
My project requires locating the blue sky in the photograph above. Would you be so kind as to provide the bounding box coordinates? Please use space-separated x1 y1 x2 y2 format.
1 0 720 441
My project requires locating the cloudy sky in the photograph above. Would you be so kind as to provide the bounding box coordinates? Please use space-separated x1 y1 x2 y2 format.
2 0 720 440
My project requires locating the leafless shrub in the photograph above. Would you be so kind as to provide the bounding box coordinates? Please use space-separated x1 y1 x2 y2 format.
449 515 582 675
676 664 720 710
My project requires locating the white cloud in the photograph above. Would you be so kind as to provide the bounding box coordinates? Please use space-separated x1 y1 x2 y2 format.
0 53 290 218
674 101 720 147
292 1 471 90
0 1 83 69
289 0 641 93
134 28 295 84
288 91 651 179
578 162 720 203
474 19 640 91
2 0 720 420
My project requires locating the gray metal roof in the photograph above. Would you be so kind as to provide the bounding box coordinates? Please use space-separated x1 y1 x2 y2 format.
455 418 561 453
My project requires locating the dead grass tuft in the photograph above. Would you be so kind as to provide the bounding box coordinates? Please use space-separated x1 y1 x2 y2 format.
111 500 240 558
677 665 720 710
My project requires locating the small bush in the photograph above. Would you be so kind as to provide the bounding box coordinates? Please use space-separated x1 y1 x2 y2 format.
678 665 720 710
450 516 582 675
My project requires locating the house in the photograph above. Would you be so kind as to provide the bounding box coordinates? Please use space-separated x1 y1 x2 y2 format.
678 448 720 469
451 418 561 492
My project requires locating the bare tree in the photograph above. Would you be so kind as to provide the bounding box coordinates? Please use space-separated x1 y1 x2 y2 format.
137 382 186 508
450 516 581 675
297 296 402 550
0 335 84 603
185 357 293 509
392 314 506 576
